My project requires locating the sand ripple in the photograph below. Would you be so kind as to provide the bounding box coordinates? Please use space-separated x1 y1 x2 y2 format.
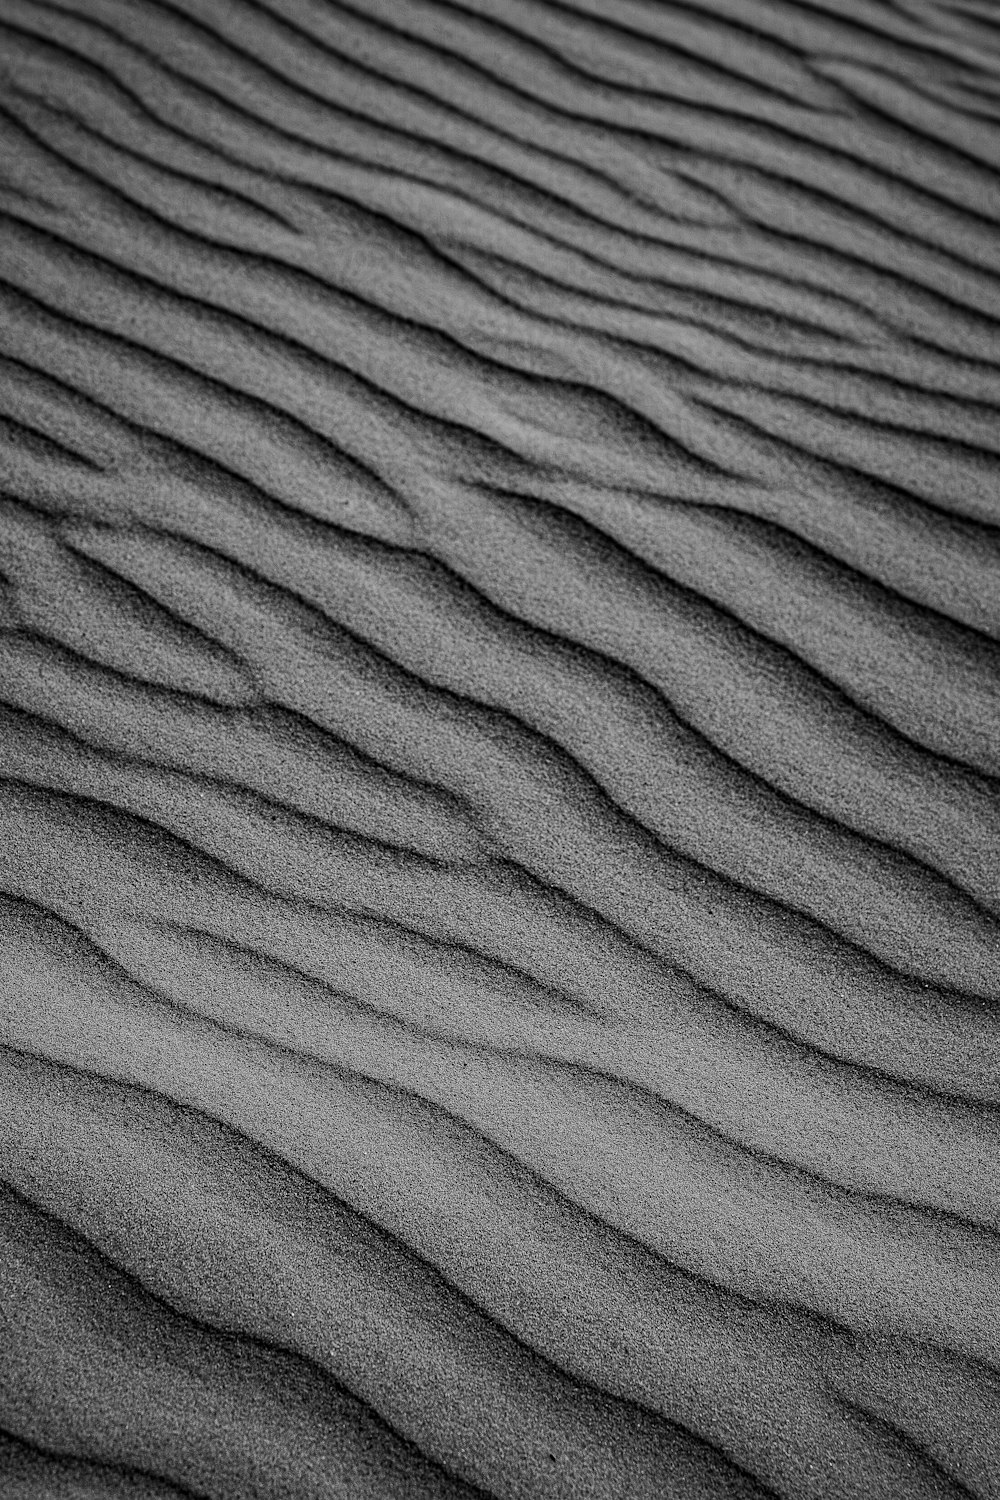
0 1 999 1495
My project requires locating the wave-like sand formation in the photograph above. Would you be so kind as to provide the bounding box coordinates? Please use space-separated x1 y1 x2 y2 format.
1 0 999 1495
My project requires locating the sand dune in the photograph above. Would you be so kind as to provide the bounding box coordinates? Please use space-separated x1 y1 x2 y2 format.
0 0 998 1495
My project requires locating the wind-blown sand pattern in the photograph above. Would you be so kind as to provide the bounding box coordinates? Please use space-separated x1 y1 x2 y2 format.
0 0 999 1494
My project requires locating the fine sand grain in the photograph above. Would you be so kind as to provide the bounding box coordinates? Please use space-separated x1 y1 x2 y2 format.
0 1 999 1496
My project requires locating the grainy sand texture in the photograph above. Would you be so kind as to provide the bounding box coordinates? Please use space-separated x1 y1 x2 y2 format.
0 0 999 1495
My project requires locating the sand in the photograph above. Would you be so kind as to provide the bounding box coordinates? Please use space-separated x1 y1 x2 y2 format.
0 0 998 1495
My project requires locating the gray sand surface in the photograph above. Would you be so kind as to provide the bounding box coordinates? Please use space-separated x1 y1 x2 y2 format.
0 0 999 1495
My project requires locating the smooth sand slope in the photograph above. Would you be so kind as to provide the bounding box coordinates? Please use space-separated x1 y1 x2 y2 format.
0 0 999 1495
